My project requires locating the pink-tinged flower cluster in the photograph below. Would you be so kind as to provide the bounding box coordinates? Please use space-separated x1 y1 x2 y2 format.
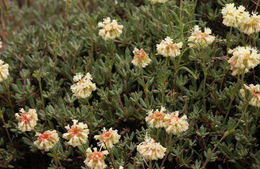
132 48 151 68
145 106 167 128
188 25 215 48
137 136 166 160
228 46 260 76
240 84 260 107
34 130 59 151
98 17 123 40
94 128 120 149
164 111 189 134
84 147 109 169
157 37 183 57
63 120 89 147
15 108 38 132
71 72 96 98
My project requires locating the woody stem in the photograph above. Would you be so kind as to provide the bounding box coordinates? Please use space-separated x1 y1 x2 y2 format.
104 143 117 169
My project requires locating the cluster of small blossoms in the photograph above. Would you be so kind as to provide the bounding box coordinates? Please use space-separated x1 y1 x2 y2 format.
63 120 89 147
15 108 38 132
0 39 2 49
222 3 260 35
148 0 168 3
84 148 109 169
157 37 183 57
71 72 96 98
98 17 123 40
0 59 9 82
164 111 189 134
240 84 260 107
34 130 60 151
188 25 215 48
228 46 260 76
132 48 151 68
94 127 121 149
145 106 167 128
137 136 166 160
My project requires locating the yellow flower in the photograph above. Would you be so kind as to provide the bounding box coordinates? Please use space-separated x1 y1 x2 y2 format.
84 147 108 169
164 111 189 134
188 25 215 48
239 13 260 35
98 17 123 40
240 84 260 107
145 106 168 128
34 130 59 151
94 128 120 149
137 136 166 160
157 37 183 57
63 120 89 147
15 108 38 132
132 48 151 68
0 59 9 82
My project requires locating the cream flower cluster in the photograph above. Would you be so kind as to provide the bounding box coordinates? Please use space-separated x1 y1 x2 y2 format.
34 130 59 151
222 3 260 35
240 84 260 107
157 37 183 57
98 17 123 40
228 46 260 76
63 120 89 147
221 3 247 28
132 48 151 68
148 0 168 3
94 128 121 149
0 59 9 82
71 72 96 98
188 25 215 48
145 106 168 128
137 136 166 160
15 108 38 132
84 147 109 169
0 40 2 49
164 111 189 134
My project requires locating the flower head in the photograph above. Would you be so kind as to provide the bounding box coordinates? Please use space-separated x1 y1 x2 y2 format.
0 40 2 49
221 3 247 28
164 111 189 134
15 108 38 132
132 48 151 68
240 84 260 107
0 59 9 82
71 72 96 98
94 128 120 149
34 130 59 151
228 46 260 76
98 17 123 40
84 147 108 169
148 0 168 3
157 37 183 57
137 136 166 160
145 106 168 128
63 120 89 147
239 13 260 35
188 25 215 48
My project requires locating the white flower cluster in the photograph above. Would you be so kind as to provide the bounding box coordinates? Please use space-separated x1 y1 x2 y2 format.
15 108 38 132
222 3 260 35
0 39 2 49
84 148 109 169
137 136 166 160
157 37 183 57
188 25 215 48
0 59 9 82
145 106 167 128
34 130 59 151
240 84 260 107
132 48 151 68
94 127 121 149
148 0 168 3
98 17 123 40
71 72 96 98
228 46 260 76
63 120 89 147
